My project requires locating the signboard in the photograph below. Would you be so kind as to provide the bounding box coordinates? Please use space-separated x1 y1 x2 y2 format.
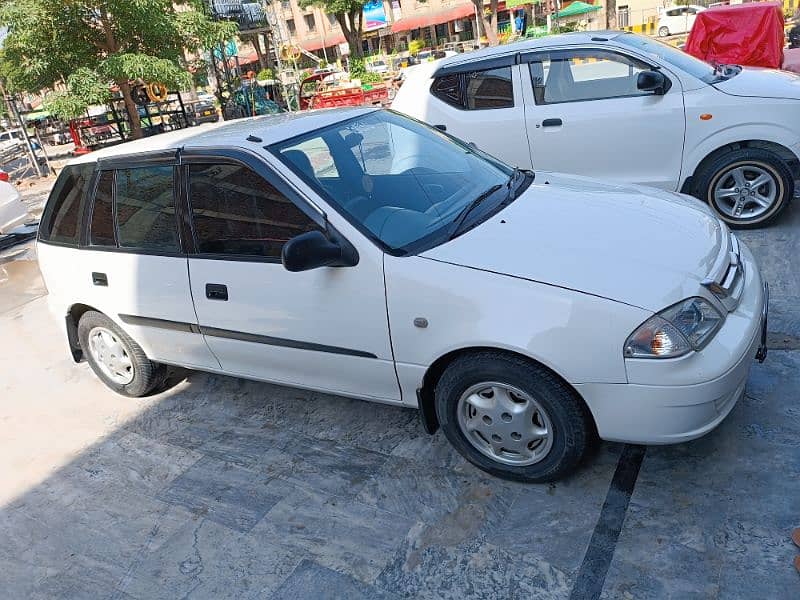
363 0 387 32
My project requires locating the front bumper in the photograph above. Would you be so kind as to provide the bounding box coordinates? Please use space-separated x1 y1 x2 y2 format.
575 245 767 445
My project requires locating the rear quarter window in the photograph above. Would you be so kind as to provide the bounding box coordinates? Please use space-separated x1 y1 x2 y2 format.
38 163 95 245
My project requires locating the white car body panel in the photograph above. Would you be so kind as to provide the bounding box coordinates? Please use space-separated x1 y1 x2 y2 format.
391 34 800 194
657 5 705 36
36 108 766 448
0 180 29 233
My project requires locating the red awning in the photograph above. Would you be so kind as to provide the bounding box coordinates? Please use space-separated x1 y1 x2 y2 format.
301 33 347 52
391 3 476 33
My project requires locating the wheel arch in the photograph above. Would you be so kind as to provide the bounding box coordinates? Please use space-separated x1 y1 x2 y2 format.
416 346 597 437
65 303 102 362
681 139 800 194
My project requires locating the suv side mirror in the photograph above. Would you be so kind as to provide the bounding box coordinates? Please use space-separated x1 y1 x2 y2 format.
281 230 358 272
637 70 671 95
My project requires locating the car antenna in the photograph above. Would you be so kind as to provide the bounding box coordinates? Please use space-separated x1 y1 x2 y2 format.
246 134 263 143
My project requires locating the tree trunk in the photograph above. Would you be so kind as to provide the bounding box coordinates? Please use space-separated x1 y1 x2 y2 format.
338 11 364 59
118 80 143 140
605 0 618 29
471 0 499 46
263 33 274 70
252 34 268 71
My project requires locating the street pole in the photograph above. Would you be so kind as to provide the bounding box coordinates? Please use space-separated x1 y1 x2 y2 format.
265 0 293 111
5 91 43 178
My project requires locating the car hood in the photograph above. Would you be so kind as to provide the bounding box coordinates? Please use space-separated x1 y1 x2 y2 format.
712 67 800 100
420 173 725 312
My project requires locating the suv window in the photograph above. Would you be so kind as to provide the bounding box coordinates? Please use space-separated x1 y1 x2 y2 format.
39 163 95 245
115 166 179 252
89 171 115 246
529 50 652 104
188 163 319 258
431 66 514 110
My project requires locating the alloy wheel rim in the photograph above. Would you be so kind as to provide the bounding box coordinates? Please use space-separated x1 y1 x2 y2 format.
88 327 134 385
456 382 554 466
712 163 779 220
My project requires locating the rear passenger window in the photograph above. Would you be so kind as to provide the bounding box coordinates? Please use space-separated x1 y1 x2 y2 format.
39 163 94 245
430 67 514 110
465 67 514 109
115 166 179 252
188 163 319 258
89 171 115 246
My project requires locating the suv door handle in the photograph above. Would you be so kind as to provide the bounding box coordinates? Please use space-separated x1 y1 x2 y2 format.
434 124 447 131
205 283 228 301
541 118 563 127
92 272 108 286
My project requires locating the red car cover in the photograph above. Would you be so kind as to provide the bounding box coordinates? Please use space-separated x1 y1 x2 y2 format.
684 2 785 69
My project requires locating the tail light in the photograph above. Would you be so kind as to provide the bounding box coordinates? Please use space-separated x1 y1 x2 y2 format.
0 171 9 182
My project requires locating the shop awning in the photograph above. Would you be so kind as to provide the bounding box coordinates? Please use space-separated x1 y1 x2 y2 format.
22 110 49 122
301 33 347 52
391 3 476 33
557 1 602 18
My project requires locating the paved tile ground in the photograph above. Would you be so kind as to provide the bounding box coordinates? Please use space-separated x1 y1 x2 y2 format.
0 197 798 599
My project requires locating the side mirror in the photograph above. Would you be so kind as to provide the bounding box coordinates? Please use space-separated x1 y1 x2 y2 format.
637 70 671 95
281 230 358 272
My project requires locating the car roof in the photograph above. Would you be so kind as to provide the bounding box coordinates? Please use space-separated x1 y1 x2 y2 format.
436 30 627 70
68 107 377 165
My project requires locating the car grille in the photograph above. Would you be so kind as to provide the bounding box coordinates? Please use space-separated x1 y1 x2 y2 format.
702 229 744 312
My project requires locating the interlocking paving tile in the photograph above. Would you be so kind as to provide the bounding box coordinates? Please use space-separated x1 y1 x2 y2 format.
121 517 303 600
156 456 283 533
376 535 571 600
252 481 415 584
271 559 401 600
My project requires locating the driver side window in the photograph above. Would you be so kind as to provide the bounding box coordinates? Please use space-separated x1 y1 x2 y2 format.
528 50 653 104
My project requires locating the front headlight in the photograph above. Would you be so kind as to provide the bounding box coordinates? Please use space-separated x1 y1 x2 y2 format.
624 297 724 359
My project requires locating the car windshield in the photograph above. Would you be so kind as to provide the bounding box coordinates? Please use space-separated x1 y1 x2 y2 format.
271 110 517 255
616 33 717 82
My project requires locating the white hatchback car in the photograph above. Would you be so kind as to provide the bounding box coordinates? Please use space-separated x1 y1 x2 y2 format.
657 5 705 37
392 31 800 228
37 108 768 482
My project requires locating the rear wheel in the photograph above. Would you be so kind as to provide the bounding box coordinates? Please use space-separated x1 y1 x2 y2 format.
434 352 592 483
693 148 793 228
78 311 163 397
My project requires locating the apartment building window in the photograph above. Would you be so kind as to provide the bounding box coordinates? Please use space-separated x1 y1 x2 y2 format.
286 18 297 35
327 13 338 27
281 0 290 8
617 6 630 27
304 14 316 32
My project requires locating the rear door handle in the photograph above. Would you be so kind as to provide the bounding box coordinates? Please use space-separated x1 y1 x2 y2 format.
205 283 228 301
92 272 108 287
541 118 563 127
434 124 447 131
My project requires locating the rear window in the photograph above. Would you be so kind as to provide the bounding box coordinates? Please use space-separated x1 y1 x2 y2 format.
39 163 95 245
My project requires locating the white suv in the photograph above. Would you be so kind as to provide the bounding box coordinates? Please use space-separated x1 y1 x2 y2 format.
392 31 800 228
37 108 767 482
658 5 705 37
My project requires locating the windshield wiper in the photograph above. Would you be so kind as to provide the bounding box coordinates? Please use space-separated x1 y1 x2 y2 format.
449 184 503 240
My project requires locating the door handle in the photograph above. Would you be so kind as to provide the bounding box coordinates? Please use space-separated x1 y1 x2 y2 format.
541 118 563 127
92 272 108 287
434 124 447 131
205 283 228 301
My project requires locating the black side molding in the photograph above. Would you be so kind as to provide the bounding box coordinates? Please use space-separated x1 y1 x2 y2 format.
117 314 377 359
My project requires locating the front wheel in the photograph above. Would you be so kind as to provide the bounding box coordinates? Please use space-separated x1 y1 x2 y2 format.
434 352 592 483
658 26 670 37
693 148 794 229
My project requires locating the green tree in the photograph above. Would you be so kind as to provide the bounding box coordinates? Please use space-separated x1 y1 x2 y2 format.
298 0 365 58
0 0 236 138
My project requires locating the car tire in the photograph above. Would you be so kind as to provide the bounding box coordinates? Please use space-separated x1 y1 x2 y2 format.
434 352 592 483
658 26 670 37
693 148 793 229
78 311 164 397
